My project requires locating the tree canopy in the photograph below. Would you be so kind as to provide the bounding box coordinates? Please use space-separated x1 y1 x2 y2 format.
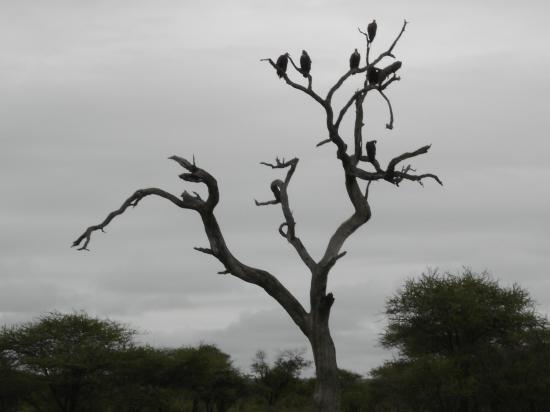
250 349 312 410
2 272 550 411
0 312 135 412
370 269 550 411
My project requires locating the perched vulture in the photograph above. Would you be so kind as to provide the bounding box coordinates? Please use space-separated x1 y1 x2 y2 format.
367 66 381 85
367 20 377 42
300 50 311 77
349 48 361 72
276 53 289 78
366 140 377 162
379 61 402 82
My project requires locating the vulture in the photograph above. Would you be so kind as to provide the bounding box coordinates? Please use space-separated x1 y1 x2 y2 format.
367 20 377 42
276 53 289 78
349 48 361 72
379 61 402 82
366 140 377 162
300 50 311 77
381 61 402 77
367 66 381 85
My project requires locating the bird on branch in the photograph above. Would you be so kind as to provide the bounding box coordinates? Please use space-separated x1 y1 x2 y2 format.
366 140 377 162
349 49 360 73
367 19 377 42
276 53 290 78
300 50 311 77
367 66 382 85
379 61 402 81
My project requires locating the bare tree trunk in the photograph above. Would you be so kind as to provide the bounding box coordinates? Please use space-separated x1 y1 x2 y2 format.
310 318 340 411
307 259 341 412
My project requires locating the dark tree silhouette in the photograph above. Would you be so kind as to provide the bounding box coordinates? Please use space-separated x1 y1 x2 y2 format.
369 269 550 411
73 20 441 412
0 312 135 412
251 349 311 410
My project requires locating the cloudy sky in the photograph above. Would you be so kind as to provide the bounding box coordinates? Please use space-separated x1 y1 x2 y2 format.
1 0 549 375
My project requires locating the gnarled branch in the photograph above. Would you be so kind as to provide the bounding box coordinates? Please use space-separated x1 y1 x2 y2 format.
378 89 395 130
351 144 442 186
257 158 316 271
75 157 311 336
169 155 219 212
72 188 190 251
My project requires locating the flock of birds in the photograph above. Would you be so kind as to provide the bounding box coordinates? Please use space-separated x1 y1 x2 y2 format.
273 20 399 164
274 20 401 89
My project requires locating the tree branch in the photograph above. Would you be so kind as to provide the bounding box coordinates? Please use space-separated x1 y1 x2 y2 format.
194 246 214 255
169 155 219 212
287 55 313 90
200 212 311 336
257 158 316 271
380 74 401 91
386 144 432 173
255 199 279 206
326 251 347 270
72 188 190 251
262 58 325 107
370 20 408 67
351 144 442 187
326 66 368 104
354 92 367 159
316 138 332 147
393 171 443 186
334 88 372 129
378 89 395 130
75 158 311 336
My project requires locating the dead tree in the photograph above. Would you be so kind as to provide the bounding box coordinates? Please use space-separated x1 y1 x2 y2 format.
73 20 441 412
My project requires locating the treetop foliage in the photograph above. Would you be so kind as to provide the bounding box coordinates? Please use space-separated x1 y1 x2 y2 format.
2 271 550 411
372 268 550 412
382 269 546 358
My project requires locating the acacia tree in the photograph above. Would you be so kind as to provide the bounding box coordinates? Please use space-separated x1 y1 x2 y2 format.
73 20 441 412
0 312 135 412
370 270 550 411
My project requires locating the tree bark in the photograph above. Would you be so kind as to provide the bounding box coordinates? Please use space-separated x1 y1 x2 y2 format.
310 314 340 411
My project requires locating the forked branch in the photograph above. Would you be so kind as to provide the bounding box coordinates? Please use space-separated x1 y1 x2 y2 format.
169 155 220 211
261 58 325 107
327 20 407 104
370 20 408 66
74 156 311 336
353 144 443 186
335 88 371 129
287 55 313 90
265 21 440 281
326 68 366 103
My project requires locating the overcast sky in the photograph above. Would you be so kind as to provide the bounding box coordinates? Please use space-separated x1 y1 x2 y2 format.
1 0 549 375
